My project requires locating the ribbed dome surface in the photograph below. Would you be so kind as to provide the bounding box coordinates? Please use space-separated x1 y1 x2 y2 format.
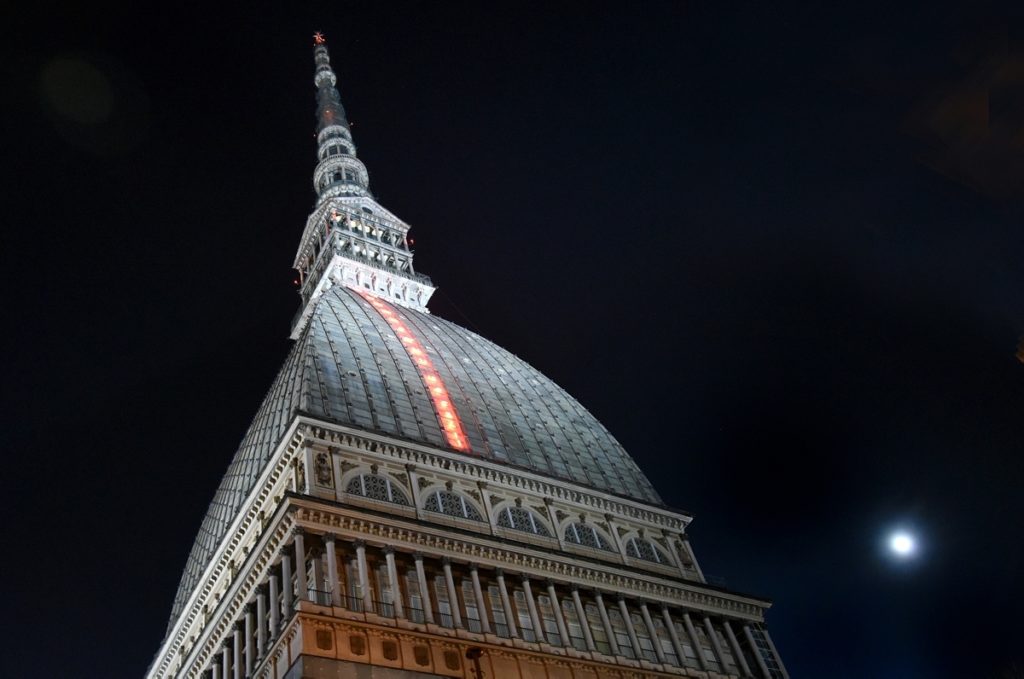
168 285 660 627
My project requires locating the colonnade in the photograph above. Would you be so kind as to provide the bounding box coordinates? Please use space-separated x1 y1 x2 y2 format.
203 529 786 679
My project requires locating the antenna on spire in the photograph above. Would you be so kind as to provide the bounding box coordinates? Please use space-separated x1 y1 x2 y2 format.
313 31 326 45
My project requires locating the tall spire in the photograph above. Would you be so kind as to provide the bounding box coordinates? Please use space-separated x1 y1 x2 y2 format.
290 33 435 339
311 34 371 201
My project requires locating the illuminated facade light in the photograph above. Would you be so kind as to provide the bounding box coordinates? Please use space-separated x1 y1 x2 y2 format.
358 290 471 452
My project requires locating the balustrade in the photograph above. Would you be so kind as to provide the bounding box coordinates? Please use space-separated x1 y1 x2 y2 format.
204 529 775 679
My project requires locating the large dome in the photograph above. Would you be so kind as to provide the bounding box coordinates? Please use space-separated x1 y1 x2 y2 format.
168 285 660 626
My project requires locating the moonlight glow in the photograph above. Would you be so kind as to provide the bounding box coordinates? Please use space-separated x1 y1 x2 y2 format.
889 531 916 557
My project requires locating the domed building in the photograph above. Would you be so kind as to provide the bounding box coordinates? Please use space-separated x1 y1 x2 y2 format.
146 34 788 679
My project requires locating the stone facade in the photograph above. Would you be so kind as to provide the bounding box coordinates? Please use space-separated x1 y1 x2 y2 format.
145 34 789 679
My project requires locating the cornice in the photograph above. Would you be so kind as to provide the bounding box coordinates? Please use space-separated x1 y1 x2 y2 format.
290 499 767 621
295 418 691 531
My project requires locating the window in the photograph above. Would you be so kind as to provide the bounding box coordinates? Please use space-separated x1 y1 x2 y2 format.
423 490 484 521
584 603 612 654
695 624 722 671
626 537 666 564
536 595 562 646
632 612 659 662
749 626 785 678
487 585 511 638
672 618 700 668
652 615 680 666
433 575 455 628
345 474 410 506
497 506 551 537
513 589 537 642
376 563 397 617
564 523 614 551
562 598 588 650
462 579 483 633
607 608 635 658
344 169 356 181
405 571 425 623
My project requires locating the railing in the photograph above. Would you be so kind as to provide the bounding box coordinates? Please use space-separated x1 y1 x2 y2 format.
406 606 426 624
308 589 332 606
374 600 395 618
341 594 364 613
492 622 511 638
436 611 455 629
466 618 483 634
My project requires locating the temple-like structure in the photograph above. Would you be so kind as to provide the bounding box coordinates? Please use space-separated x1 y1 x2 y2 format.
146 34 789 679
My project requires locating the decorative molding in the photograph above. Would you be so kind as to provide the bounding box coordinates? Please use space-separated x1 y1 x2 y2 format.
291 501 767 621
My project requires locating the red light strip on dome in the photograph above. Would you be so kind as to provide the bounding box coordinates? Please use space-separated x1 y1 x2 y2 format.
358 291 471 452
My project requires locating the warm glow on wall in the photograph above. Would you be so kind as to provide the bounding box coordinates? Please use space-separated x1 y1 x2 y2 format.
358 290 471 452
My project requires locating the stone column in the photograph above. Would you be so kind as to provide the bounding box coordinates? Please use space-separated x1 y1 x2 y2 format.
244 606 255 676
495 569 518 638
521 575 545 643
703 616 727 668
256 586 267 659
311 548 325 604
594 591 620 656
640 603 667 664
353 540 372 613
743 624 772 679
281 551 294 615
546 580 571 647
293 530 308 601
220 645 230 679
441 557 463 628
683 613 708 671
405 464 423 520
672 533 690 578
616 596 643 660
476 481 496 535
679 533 705 582
269 569 281 635
723 620 752 677
232 624 242 679
384 547 405 619
661 606 688 668
324 534 341 607
570 586 596 651
469 564 492 634
413 553 435 624
210 657 220 679
544 497 565 550
762 627 790 679
603 514 627 560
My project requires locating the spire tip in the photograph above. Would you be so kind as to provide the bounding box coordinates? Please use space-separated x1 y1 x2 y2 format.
313 31 326 45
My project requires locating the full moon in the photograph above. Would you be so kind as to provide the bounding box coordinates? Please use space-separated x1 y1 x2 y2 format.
889 531 916 557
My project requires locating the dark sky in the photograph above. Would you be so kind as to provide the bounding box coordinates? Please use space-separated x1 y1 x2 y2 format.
4 2 1024 677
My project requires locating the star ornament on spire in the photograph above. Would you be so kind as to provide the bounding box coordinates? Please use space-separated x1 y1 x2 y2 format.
313 31 326 45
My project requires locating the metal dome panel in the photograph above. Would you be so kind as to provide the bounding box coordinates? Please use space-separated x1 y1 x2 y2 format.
167 285 660 628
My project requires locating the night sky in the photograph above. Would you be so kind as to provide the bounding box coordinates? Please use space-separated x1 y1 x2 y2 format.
5 3 1024 677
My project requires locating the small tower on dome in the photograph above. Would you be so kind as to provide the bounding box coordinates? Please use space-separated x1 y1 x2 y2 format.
290 32 435 339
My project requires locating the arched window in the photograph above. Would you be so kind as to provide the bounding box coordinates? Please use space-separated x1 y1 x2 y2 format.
345 474 410 506
625 537 667 564
423 490 483 521
564 522 614 551
497 506 551 537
